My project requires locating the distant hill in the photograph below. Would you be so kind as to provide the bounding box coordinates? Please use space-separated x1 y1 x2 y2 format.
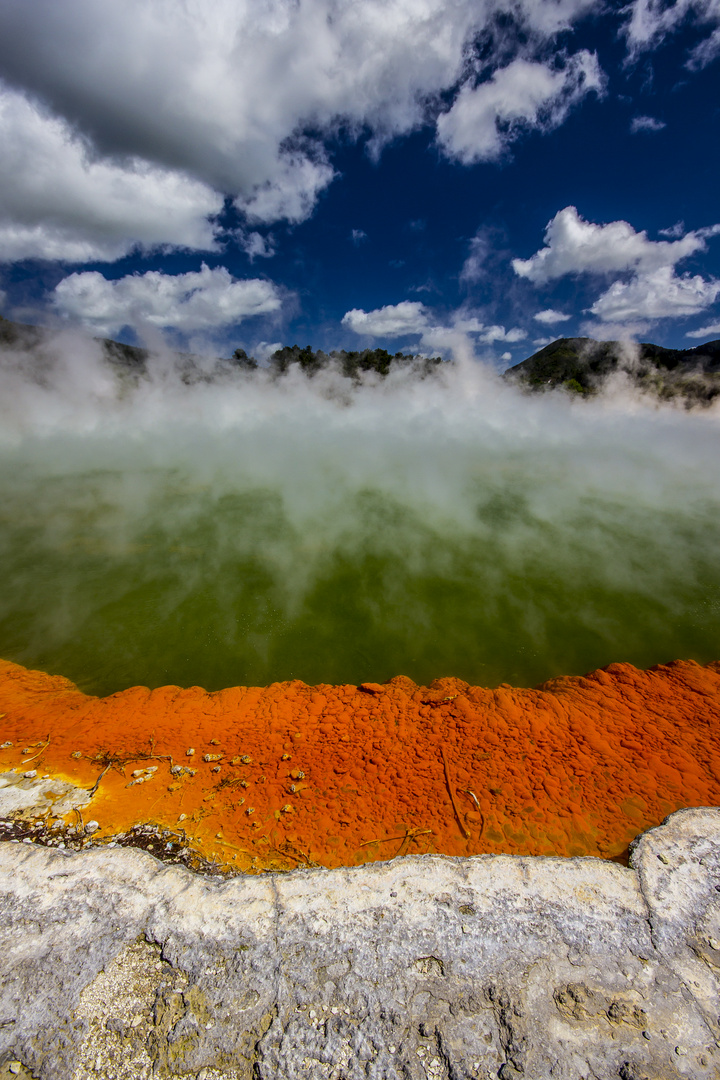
505 336 720 406
0 316 439 382
251 343 442 379
0 314 149 368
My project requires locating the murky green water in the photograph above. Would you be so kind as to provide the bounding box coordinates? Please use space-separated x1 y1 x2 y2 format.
1 434 718 696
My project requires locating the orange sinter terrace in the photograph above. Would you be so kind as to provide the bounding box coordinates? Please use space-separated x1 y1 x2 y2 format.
0 657 719 874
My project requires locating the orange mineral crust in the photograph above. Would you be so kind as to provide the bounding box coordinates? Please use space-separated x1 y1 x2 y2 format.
0 658 719 872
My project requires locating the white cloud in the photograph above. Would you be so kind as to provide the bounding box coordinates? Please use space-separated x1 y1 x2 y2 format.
253 340 285 361
686 321 720 338
342 303 526 350
579 319 650 341
630 115 666 133
0 0 605 253
436 51 602 164
589 266 720 322
659 221 685 238
351 229 368 245
0 85 222 262
624 0 720 68
342 301 429 337
533 308 571 324
237 231 276 261
512 206 715 284
459 234 490 284
478 325 527 343
688 22 720 68
532 336 555 346
53 264 283 337
236 155 335 226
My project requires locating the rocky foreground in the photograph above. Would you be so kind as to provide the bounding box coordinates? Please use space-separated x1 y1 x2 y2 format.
0 807 718 1079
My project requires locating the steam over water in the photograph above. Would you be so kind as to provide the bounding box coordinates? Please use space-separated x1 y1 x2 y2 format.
1 337 719 696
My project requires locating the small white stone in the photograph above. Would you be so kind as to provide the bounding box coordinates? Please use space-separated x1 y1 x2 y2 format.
131 1014 143 1027
85 821 100 834
309 1010 316 1019
8 1062 21 1075
23 770 37 779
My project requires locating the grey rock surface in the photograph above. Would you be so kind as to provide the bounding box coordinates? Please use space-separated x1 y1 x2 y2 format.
0 808 718 1080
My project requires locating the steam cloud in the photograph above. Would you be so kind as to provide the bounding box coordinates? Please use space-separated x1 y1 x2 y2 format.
0 331 718 695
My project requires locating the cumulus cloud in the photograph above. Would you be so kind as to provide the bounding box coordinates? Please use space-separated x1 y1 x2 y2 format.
533 308 571 324
436 51 603 164
53 265 283 337
630 115 666 133
0 85 222 262
516 207 720 328
512 206 715 284
0 0 605 254
236 155 335 226
452 318 526 342
342 303 525 354
342 301 429 338
589 266 720 322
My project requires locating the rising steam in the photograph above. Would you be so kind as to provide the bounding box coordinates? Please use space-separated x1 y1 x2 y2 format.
0 330 718 694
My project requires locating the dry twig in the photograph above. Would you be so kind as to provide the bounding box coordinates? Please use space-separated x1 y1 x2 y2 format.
22 736 50 764
440 746 470 839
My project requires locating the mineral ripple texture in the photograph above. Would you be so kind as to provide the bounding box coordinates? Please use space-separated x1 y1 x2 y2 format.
0 807 719 1080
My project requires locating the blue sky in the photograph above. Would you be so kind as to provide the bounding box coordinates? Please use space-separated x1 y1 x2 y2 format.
0 0 718 367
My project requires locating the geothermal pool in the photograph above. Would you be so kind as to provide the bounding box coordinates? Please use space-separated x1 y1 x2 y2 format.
1 347 719 872
0 355 719 696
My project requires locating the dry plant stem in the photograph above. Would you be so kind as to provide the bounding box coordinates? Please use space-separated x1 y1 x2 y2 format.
21 735 50 764
441 745 470 839
360 827 433 849
462 788 485 840
87 762 113 799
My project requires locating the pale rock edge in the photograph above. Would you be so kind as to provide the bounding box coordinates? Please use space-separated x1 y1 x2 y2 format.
0 808 718 1080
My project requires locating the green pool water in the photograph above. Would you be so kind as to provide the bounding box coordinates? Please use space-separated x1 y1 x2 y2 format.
1 412 719 696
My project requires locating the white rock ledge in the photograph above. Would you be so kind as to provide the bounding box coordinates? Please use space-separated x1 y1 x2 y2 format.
0 808 718 1080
